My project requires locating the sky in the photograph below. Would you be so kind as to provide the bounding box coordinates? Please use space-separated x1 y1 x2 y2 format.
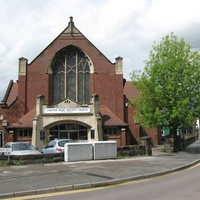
1 0 200 100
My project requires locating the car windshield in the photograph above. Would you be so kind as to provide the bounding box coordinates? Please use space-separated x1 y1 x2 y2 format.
12 143 35 151
46 141 56 148
58 140 73 147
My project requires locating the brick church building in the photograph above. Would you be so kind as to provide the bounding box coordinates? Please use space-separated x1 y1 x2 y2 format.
0 17 162 150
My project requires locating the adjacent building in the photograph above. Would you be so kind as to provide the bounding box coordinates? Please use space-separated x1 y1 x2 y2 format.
0 17 162 150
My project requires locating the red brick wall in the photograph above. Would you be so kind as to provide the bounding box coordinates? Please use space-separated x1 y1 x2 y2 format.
22 34 124 121
124 100 140 144
103 135 122 147
142 127 162 145
124 99 162 145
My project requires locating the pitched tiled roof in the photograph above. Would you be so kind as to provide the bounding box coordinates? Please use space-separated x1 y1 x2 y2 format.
9 108 36 128
6 83 18 107
1 81 18 107
9 106 128 128
99 106 128 127
123 81 138 101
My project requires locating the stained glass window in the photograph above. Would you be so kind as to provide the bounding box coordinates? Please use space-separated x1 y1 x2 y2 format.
52 46 90 104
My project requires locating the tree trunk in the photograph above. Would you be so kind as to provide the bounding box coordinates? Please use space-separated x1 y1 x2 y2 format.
182 132 185 150
171 126 179 152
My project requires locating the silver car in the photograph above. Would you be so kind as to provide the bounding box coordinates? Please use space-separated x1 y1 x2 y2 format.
3 142 41 156
42 139 74 154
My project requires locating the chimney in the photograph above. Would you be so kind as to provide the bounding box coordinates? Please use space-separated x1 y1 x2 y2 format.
115 56 123 74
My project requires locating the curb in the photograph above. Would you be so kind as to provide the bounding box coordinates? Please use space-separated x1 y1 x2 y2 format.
0 159 199 199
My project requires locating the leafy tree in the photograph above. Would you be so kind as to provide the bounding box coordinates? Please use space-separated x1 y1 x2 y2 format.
130 33 200 151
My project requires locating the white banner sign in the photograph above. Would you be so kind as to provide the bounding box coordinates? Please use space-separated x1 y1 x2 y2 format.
44 107 90 114
0 148 11 153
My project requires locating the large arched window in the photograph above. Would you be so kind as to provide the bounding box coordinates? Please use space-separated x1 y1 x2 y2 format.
51 46 90 104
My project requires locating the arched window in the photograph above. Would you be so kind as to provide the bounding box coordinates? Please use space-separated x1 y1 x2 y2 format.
51 46 90 104
49 123 88 141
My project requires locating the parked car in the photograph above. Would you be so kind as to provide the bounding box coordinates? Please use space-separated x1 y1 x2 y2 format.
2 142 41 156
42 139 75 154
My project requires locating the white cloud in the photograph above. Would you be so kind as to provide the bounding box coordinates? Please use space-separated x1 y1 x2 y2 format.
0 42 6 57
1 0 200 100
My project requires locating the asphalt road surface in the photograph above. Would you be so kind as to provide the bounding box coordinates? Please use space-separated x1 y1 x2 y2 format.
9 163 200 200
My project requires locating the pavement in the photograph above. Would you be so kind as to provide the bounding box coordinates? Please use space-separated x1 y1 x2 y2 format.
1 140 200 199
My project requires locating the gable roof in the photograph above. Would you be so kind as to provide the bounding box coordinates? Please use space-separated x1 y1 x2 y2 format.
99 106 128 127
9 108 36 128
1 80 18 107
29 16 113 65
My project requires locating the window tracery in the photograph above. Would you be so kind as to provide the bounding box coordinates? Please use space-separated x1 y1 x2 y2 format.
52 46 90 104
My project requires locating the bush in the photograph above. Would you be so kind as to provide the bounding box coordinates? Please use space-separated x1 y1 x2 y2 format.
0 160 23 166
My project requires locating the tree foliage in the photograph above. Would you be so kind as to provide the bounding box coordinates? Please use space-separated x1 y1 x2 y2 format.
130 33 200 133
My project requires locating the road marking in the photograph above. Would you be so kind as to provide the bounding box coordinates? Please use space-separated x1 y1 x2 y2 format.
5 162 200 200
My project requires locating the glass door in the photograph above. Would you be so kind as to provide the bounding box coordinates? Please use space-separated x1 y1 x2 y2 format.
69 131 79 140
59 131 69 139
59 131 78 140
49 124 88 141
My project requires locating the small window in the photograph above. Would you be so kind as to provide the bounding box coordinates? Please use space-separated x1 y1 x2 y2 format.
18 129 32 138
19 130 23 137
46 141 56 148
24 130 28 137
103 127 119 135
91 129 95 139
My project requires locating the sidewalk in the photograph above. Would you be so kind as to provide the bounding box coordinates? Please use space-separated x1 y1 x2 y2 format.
0 141 200 199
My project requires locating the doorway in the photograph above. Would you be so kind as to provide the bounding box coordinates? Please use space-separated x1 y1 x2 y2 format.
0 130 4 147
49 124 87 141
59 131 78 140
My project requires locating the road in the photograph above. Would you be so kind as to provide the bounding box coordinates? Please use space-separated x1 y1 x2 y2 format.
8 163 200 200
